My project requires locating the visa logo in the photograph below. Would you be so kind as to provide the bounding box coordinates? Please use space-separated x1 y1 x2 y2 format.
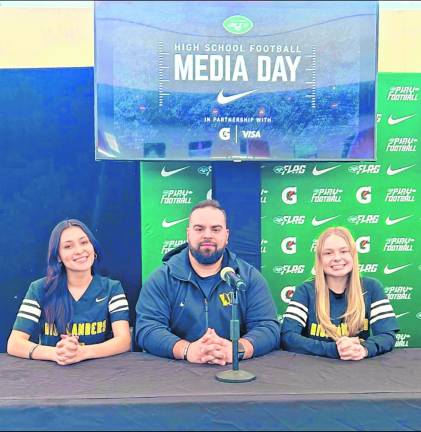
242 130 261 138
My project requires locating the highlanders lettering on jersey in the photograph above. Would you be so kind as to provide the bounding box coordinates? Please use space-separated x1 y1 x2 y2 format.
309 320 369 338
44 321 107 337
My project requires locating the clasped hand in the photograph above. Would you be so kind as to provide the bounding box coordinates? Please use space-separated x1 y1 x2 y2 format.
187 328 232 366
336 336 367 361
55 335 85 365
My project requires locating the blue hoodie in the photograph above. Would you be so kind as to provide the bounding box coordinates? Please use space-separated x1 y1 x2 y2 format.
135 244 280 359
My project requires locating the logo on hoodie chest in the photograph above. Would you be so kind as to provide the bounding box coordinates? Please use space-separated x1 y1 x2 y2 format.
219 292 233 307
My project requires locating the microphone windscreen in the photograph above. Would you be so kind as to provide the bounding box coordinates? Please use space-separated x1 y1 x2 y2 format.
220 266 235 282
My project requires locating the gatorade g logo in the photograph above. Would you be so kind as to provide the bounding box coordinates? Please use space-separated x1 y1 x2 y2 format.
219 127 231 140
281 237 297 254
356 236 371 254
356 186 372 204
281 187 297 205
223 15 253 35
280 286 296 304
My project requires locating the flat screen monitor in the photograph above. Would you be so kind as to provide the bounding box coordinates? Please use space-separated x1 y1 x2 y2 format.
95 1 378 161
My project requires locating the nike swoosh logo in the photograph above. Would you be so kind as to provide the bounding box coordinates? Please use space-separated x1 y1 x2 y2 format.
311 215 340 226
387 165 416 175
384 264 411 275
161 166 190 177
385 215 413 225
95 296 107 303
396 312 410 319
162 217 189 228
312 165 340 176
387 114 416 125
217 89 257 105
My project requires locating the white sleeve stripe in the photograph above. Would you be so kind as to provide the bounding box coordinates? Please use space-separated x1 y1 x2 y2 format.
283 313 306 327
289 300 308 313
370 312 396 325
111 306 129 313
371 299 389 308
371 304 394 318
109 299 129 313
109 294 126 304
19 304 41 317
17 312 39 323
22 299 40 307
285 305 308 321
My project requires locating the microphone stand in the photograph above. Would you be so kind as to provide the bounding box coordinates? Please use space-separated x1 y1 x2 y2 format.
216 280 256 383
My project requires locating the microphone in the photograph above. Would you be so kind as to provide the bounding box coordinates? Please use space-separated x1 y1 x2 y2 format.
220 267 246 291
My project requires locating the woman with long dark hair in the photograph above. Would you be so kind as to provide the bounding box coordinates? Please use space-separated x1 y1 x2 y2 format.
281 226 399 360
7 219 131 365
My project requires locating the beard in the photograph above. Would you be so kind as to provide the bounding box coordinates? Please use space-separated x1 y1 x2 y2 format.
189 243 225 265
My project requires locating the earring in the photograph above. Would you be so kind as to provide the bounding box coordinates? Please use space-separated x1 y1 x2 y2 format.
94 253 98 260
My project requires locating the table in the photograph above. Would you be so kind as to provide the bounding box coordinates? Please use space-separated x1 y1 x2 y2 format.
1 350 421 431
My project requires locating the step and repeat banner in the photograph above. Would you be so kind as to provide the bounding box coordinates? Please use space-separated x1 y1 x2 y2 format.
261 72 421 347
140 74 421 347
140 162 212 280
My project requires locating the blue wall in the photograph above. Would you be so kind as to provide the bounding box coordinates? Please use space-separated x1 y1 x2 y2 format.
0 67 141 350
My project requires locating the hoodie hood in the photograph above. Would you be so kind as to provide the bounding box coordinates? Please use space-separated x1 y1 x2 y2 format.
162 242 189 262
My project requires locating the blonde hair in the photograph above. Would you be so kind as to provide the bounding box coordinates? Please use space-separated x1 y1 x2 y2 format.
314 226 365 340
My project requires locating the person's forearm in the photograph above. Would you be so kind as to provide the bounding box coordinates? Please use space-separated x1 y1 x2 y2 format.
282 331 339 358
7 337 56 362
364 332 396 357
81 335 131 360
137 324 181 358
243 322 280 357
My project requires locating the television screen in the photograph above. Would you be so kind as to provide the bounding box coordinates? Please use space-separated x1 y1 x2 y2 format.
95 1 378 161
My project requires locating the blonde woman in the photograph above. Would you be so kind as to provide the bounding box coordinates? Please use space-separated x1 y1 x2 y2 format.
281 227 399 360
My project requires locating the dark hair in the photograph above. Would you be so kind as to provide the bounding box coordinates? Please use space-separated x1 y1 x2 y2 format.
189 199 227 226
43 219 100 334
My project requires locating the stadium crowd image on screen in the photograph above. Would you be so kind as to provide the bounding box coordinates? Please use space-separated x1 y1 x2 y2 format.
95 1 377 161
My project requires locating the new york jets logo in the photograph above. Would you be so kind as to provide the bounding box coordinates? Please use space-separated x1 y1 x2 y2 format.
223 15 253 35
197 166 212 176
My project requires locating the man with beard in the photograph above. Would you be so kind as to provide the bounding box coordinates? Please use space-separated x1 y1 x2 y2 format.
135 199 280 364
